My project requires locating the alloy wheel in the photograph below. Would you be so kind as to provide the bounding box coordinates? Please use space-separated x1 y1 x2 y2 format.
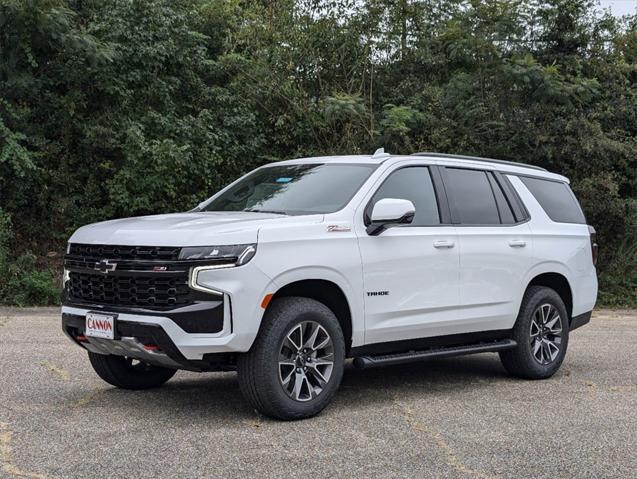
529 303 563 365
278 321 334 402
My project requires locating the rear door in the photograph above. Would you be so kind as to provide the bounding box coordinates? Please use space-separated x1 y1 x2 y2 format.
441 167 534 332
356 164 461 344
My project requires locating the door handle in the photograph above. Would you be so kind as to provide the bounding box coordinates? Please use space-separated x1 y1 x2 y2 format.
509 239 527 248
433 240 455 249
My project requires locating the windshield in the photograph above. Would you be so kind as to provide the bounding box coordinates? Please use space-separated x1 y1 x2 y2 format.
201 163 376 215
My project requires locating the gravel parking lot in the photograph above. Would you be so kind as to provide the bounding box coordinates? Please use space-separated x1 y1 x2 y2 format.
0 308 635 479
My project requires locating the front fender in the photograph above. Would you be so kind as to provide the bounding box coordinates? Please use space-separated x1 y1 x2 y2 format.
264 266 364 348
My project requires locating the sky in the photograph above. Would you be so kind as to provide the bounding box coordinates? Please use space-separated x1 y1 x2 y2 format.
598 0 637 16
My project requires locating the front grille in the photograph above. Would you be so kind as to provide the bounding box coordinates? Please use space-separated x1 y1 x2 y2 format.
69 244 181 261
68 271 191 308
63 243 208 310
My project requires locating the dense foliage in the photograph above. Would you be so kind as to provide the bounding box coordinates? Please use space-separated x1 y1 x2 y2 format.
1 0 635 306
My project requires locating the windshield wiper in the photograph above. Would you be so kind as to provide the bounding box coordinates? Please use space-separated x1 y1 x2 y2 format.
243 209 288 215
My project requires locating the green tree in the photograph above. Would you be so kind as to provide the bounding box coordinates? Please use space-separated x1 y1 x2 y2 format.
1 0 635 305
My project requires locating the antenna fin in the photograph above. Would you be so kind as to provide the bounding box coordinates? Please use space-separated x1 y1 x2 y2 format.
372 148 389 158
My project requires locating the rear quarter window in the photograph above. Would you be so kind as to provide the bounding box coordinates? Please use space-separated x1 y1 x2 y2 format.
519 176 586 224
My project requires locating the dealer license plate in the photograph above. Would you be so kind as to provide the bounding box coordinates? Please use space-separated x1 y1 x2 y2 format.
85 312 116 340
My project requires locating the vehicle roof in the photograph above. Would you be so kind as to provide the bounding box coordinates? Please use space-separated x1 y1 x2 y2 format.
271 153 569 183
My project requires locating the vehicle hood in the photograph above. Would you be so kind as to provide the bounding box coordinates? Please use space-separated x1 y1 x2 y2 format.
69 212 323 246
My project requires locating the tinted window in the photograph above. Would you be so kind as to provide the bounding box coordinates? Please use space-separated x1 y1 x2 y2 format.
203 163 375 215
489 175 516 224
445 168 500 224
520 177 586 224
371 167 440 225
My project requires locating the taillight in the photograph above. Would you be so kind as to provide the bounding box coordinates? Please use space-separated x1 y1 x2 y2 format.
588 225 598 266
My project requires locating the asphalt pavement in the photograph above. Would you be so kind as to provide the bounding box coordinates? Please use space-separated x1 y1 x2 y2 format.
0 308 635 479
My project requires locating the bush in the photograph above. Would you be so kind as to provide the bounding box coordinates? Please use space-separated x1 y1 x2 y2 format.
0 210 59 306
597 233 637 308
0 253 60 307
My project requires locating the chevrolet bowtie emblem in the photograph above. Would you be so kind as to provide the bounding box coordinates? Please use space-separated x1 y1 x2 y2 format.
94 259 117 273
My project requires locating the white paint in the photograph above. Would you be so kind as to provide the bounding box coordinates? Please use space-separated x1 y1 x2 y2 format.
66 153 598 360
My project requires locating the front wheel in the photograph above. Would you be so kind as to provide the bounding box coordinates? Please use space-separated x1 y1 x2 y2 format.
238 296 345 420
500 286 570 379
88 352 177 389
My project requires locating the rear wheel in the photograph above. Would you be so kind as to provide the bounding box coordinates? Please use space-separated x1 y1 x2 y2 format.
500 286 570 379
238 296 345 420
88 352 177 389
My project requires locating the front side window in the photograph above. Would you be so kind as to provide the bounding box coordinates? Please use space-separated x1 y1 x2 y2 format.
369 167 440 226
445 168 500 225
202 163 376 215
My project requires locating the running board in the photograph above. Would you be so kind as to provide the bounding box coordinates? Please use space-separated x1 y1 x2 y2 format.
352 339 517 369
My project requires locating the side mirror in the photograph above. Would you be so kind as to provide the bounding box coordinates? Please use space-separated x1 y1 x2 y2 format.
367 198 415 236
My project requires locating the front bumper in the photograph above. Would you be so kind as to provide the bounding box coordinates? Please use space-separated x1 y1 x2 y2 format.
62 310 236 371
62 257 276 364
62 297 238 362
63 299 225 334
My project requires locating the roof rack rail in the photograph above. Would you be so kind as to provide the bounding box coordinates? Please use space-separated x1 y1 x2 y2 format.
411 152 547 172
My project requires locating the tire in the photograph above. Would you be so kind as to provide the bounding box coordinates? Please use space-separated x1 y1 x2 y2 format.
237 296 346 420
88 352 177 389
500 286 570 379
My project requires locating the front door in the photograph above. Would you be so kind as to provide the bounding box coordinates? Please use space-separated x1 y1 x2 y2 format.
356 165 460 345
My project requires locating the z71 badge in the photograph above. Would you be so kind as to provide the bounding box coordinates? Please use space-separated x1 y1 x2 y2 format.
327 224 351 232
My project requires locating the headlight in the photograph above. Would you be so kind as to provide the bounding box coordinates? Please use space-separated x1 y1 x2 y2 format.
179 244 257 266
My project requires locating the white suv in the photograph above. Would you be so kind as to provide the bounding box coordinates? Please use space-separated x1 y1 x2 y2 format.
62 151 598 419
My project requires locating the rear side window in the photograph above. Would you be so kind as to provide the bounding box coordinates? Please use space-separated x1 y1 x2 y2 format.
445 168 500 224
519 177 586 224
370 167 440 226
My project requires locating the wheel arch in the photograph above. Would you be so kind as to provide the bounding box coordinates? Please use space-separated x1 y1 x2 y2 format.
525 272 573 320
269 279 354 354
